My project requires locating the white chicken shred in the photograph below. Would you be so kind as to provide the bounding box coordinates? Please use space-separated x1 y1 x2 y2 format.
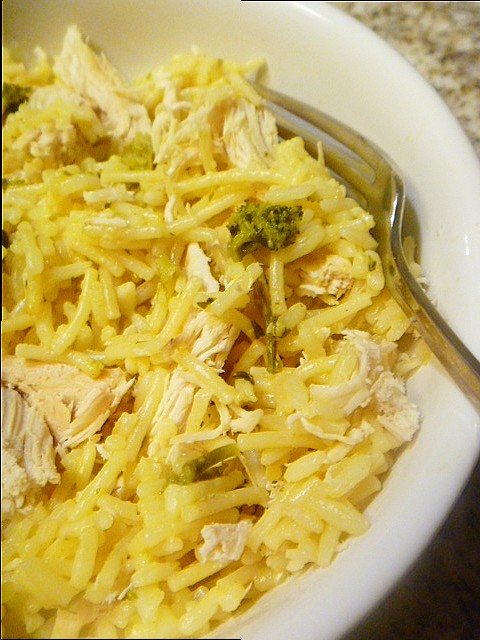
53 25 151 143
296 253 354 302
1 386 60 521
1 357 133 451
223 99 278 169
198 520 253 563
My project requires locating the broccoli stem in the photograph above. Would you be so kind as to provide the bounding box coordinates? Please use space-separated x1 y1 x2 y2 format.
170 443 239 484
253 276 282 374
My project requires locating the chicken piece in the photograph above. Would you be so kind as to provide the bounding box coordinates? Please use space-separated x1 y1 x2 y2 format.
289 330 420 444
148 310 239 454
230 407 263 434
25 84 103 161
151 92 209 169
198 520 253 563
306 330 397 415
148 248 238 453
183 309 239 367
185 243 220 294
223 99 278 169
371 371 420 442
28 84 84 112
53 25 151 143
296 253 354 302
2 83 108 175
1 357 133 449
150 370 196 440
83 183 134 206
1 385 60 521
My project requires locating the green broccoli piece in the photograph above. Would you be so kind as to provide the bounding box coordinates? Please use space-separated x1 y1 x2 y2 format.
253 276 283 373
169 444 239 484
227 202 302 260
121 132 154 170
2 82 31 118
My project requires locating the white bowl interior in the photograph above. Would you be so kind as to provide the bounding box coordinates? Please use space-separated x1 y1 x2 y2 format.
3 2 480 639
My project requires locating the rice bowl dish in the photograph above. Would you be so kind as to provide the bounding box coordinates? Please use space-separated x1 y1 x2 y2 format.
2 2 480 640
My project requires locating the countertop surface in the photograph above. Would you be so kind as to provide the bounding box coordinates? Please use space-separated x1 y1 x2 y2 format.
329 3 480 640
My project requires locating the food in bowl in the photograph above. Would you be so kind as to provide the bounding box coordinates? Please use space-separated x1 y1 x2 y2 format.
1 26 429 639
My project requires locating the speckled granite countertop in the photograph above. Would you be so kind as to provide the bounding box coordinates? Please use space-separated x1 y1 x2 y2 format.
327 4 480 639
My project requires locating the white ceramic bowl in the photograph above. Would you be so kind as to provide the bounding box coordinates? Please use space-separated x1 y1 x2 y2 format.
3 2 480 639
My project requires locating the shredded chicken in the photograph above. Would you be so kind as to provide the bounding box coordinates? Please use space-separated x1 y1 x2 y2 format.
185 243 220 294
152 98 212 169
2 25 153 174
230 407 264 434
296 253 354 303
148 309 239 454
147 244 242 453
306 329 396 415
1 385 60 521
25 84 100 161
198 520 253 563
53 25 151 143
83 183 135 205
150 64 278 173
1 357 133 449
181 310 240 367
2 83 108 173
371 370 420 441
288 330 419 444
223 99 278 169
28 84 84 112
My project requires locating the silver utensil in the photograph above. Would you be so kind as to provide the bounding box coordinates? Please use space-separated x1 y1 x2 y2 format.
252 82 480 411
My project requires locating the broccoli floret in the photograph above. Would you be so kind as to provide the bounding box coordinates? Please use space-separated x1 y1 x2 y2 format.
2 82 31 118
227 202 302 260
121 132 154 170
